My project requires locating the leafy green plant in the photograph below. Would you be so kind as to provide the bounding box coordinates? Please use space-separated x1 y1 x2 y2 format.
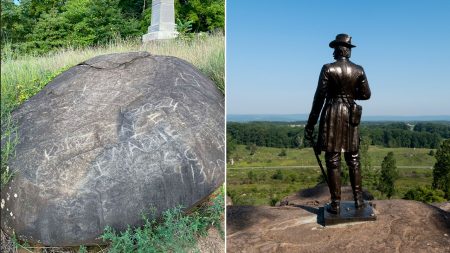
271 169 284 180
78 245 88 253
403 186 445 203
1 115 18 186
176 18 194 40
101 189 224 252
269 195 281 206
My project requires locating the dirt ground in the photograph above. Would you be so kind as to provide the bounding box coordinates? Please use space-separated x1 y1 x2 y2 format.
227 185 450 253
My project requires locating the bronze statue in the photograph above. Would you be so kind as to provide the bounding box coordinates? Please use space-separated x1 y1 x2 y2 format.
305 34 371 214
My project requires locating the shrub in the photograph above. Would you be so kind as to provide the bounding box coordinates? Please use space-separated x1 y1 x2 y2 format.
271 169 284 180
403 186 445 203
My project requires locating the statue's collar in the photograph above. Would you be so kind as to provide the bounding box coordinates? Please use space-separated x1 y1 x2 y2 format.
336 57 349 61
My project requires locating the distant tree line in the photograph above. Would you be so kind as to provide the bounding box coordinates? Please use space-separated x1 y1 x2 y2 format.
360 122 447 148
227 122 306 149
1 0 224 55
227 122 449 149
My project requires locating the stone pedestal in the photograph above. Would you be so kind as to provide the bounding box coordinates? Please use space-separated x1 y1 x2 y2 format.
142 0 178 42
323 201 376 226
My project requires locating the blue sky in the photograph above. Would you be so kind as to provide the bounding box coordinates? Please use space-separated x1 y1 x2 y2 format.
226 0 450 116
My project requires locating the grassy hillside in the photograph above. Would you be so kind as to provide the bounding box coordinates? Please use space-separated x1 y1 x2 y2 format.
228 145 435 168
227 145 436 205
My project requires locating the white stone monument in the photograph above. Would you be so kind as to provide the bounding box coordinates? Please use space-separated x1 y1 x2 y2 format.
142 0 178 42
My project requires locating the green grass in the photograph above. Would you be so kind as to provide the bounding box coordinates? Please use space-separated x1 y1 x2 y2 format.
227 167 320 205
102 188 224 253
0 34 224 186
227 145 437 205
228 145 436 168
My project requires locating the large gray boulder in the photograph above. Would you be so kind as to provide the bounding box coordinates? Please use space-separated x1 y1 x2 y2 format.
1 52 224 246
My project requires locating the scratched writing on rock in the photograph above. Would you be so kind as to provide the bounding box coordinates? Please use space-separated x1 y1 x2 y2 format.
43 132 97 161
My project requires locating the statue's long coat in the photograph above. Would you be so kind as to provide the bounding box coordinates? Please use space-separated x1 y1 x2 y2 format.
307 58 371 152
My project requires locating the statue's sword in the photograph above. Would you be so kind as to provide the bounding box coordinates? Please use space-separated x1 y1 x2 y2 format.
310 140 329 187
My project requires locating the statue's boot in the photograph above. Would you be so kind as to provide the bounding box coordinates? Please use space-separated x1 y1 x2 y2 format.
326 152 341 214
327 200 340 214
345 151 365 209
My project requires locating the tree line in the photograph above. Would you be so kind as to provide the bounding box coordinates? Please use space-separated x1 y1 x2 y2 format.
227 121 449 149
1 0 224 55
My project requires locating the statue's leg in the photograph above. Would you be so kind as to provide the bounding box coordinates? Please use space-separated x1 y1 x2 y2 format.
325 152 341 214
345 151 365 208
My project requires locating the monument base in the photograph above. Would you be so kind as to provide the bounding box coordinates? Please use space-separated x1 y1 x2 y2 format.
323 201 376 226
142 31 178 42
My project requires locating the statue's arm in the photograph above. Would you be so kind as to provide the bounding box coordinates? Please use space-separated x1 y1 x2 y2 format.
356 68 371 100
306 65 328 128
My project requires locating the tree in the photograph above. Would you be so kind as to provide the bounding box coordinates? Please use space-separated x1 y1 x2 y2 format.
246 143 257 155
432 139 450 198
378 152 399 198
360 135 379 190
226 134 237 162
175 0 224 33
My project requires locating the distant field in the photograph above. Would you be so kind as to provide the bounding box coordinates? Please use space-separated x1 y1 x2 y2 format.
227 145 435 205
228 145 436 168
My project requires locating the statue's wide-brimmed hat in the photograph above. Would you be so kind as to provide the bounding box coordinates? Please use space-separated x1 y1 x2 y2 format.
329 34 356 48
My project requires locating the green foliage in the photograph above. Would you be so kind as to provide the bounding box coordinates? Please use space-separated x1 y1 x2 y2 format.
0 115 17 186
102 190 223 252
175 0 224 33
176 18 194 40
22 0 141 54
246 143 257 155
269 195 281 206
227 122 308 149
340 161 350 186
78 245 88 253
278 148 287 157
247 170 257 183
432 139 450 198
1 0 224 56
361 122 445 148
360 136 380 190
403 186 445 203
378 152 399 198
1 0 32 45
227 122 449 151
227 133 237 162
227 167 320 206
428 149 435 156
10 232 30 251
271 169 284 180
228 145 439 204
